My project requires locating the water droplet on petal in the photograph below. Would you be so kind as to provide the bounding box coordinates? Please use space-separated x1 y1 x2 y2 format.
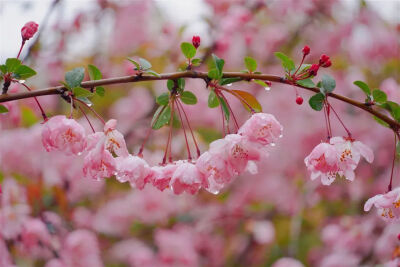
227 83 232 87
264 87 271 91
279 134 283 138
77 152 82 156
271 143 276 147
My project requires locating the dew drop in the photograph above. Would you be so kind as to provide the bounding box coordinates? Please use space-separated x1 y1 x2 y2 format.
227 83 232 87
264 86 271 91
87 103 93 107
77 152 82 156
271 143 276 147
279 134 283 138
19 80 26 84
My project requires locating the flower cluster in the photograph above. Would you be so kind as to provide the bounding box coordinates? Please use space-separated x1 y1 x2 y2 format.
364 187 400 222
304 136 374 185
41 113 283 195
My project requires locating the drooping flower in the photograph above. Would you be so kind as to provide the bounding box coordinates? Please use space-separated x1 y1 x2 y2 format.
330 136 374 181
115 155 152 189
304 142 339 185
83 143 117 180
42 115 87 155
170 161 204 195
150 164 178 192
103 119 129 157
364 187 400 222
238 113 283 146
21 21 39 41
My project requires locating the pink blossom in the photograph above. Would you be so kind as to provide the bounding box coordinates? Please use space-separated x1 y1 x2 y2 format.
103 119 129 157
330 136 374 181
115 155 152 189
304 142 339 185
364 187 400 222
238 113 283 146
110 239 157 267
20 218 53 257
83 143 117 180
249 220 275 245
42 115 87 155
272 258 305 267
21 21 38 41
170 161 204 195
150 164 178 191
0 237 15 267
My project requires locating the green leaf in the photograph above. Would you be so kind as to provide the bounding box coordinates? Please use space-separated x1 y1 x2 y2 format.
65 67 85 88
353 81 371 96
5 58 21 73
181 42 196 59
296 78 315 88
309 93 325 111
372 89 387 104
218 96 230 122
274 52 295 72
127 58 140 70
244 56 257 72
191 58 201 66
253 80 270 88
96 86 105 97
212 54 224 78
145 70 161 77
167 80 174 91
0 104 9 113
296 64 311 74
139 58 152 70
88 64 102 80
0 65 7 74
73 87 93 98
77 97 93 107
180 91 197 105
177 78 185 91
21 106 38 126
320 74 336 94
208 90 219 108
152 105 171 130
219 77 242 85
383 101 400 121
13 65 36 79
232 90 262 112
373 116 389 128
208 68 220 80
156 92 170 106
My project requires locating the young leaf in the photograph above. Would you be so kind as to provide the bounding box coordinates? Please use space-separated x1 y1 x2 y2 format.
320 74 336 94
65 67 85 88
180 91 197 105
244 56 257 72
218 96 230 122
274 52 295 72
373 116 389 128
253 80 270 88
180 42 196 59
139 58 152 70
88 64 102 80
152 105 171 130
208 90 219 108
212 54 224 78
96 86 105 97
232 90 262 112
5 58 21 73
76 97 93 107
127 58 140 70
296 78 315 88
167 80 174 91
208 68 220 80
156 92 170 106
372 89 387 104
309 93 325 111
13 65 36 79
73 87 93 98
353 81 371 96
0 104 9 113
145 70 161 77
177 78 185 91
0 64 7 74
191 58 202 66
219 77 242 85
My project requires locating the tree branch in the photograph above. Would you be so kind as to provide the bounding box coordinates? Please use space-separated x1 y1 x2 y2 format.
0 71 398 131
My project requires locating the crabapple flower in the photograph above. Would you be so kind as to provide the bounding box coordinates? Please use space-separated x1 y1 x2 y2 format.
192 35 201 49
304 142 339 185
42 115 86 155
21 21 38 41
115 155 152 189
83 143 117 180
103 119 129 157
308 64 320 76
302 45 310 56
238 113 283 146
364 187 400 222
330 136 374 181
170 161 204 195
150 164 178 191
272 258 305 267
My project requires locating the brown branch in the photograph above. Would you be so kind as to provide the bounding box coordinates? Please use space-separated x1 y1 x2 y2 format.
0 71 398 130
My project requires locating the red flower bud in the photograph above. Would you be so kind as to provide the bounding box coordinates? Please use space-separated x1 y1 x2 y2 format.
302 45 310 56
398 233 400 241
296 96 303 105
192 35 201 49
308 64 320 76
319 54 330 65
321 59 332 68
21 21 39 41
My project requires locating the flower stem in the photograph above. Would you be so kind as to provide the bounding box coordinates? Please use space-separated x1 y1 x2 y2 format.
175 99 192 160
388 132 397 192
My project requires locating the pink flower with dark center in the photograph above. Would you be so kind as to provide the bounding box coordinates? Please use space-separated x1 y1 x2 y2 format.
330 136 374 181
42 115 87 155
150 164 179 191
304 142 339 185
364 187 400 222
21 21 38 41
238 113 283 146
83 143 117 180
115 155 152 189
170 161 204 195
